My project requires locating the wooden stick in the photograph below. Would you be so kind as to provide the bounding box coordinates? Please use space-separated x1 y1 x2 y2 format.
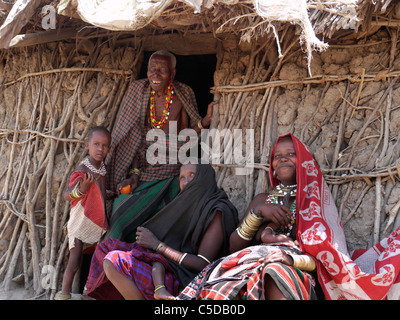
3 222 27 290
374 177 382 244
211 70 400 93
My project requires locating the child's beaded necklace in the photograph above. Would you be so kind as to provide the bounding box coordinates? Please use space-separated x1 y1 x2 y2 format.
82 157 107 176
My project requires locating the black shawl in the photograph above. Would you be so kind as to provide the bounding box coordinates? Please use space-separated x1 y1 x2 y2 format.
142 163 239 286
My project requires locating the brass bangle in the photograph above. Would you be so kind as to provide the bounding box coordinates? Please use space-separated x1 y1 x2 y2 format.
236 227 254 241
197 254 211 264
247 208 264 224
178 253 187 265
236 208 264 241
129 168 141 177
157 243 185 264
197 119 205 129
289 254 316 272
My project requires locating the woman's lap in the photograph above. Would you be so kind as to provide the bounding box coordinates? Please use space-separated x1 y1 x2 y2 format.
86 238 179 300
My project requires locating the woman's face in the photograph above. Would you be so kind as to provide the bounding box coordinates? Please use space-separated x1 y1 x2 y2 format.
179 164 197 190
272 137 297 186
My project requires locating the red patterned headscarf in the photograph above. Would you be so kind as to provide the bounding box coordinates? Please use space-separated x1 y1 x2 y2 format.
270 133 400 300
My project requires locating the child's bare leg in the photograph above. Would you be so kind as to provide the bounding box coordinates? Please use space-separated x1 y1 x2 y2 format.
61 238 83 295
152 261 174 300
103 259 145 300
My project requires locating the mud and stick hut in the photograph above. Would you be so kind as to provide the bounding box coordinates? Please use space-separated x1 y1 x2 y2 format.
0 0 399 299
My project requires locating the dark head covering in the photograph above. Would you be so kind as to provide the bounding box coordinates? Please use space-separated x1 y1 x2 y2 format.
142 163 239 286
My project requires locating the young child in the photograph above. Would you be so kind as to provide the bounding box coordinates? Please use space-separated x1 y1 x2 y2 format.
260 220 295 245
55 126 111 300
134 162 198 300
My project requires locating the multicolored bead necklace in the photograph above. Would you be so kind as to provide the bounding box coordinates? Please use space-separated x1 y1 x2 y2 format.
82 157 107 176
266 183 297 236
149 81 174 129
276 199 296 236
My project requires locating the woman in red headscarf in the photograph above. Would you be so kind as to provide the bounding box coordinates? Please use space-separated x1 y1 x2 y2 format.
178 133 400 300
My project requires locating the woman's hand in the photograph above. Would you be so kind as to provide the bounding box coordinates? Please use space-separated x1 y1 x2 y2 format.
255 203 291 228
258 249 293 268
136 226 160 250
116 174 139 195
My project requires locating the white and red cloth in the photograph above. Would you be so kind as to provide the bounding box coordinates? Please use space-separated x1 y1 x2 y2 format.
67 170 108 250
277 133 400 300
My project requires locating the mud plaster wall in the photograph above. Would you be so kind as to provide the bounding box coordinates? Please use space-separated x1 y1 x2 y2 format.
215 29 400 254
0 40 139 294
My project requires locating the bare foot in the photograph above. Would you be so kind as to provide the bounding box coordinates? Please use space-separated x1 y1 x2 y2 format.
154 287 175 300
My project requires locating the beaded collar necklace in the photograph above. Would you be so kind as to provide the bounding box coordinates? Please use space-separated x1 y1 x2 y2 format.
270 183 297 197
149 81 174 129
82 157 107 176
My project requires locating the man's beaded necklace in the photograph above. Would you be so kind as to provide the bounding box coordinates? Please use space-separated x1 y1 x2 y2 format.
149 81 174 129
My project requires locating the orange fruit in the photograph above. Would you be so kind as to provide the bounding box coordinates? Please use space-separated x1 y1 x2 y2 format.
120 185 131 194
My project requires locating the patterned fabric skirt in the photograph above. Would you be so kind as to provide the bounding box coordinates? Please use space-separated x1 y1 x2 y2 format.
85 238 179 300
178 243 317 300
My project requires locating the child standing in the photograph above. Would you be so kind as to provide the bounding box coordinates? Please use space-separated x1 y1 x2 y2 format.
55 126 111 300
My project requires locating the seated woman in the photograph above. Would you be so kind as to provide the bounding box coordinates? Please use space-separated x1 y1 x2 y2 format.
178 134 400 300
84 162 238 300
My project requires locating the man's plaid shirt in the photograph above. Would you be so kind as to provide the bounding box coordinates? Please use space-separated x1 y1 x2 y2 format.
106 79 202 191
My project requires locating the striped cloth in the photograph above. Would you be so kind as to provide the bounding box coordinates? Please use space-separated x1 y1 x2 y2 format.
85 238 179 300
178 243 316 300
106 177 180 242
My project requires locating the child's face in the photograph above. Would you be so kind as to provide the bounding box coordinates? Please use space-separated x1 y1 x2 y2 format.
86 130 111 164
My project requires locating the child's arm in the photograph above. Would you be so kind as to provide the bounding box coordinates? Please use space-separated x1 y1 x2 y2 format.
261 222 294 244
64 173 94 201
260 222 279 244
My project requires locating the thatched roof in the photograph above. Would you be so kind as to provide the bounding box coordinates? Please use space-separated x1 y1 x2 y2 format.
0 0 396 53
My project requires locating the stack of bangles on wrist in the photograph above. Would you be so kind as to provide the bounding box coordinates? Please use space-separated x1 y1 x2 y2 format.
129 168 141 177
236 208 264 241
155 242 212 265
155 242 187 265
69 183 85 200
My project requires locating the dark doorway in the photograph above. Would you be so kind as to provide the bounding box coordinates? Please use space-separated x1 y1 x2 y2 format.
139 52 217 117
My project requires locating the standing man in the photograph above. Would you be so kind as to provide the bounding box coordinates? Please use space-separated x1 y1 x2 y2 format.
105 50 214 241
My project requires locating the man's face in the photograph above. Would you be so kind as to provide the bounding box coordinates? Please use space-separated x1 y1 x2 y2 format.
147 55 175 92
